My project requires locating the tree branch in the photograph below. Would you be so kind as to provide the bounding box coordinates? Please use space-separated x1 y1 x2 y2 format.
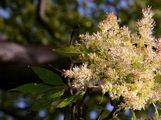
102 96 124 120
36 0 56 40
78 92 87 120
0 41 61 65
66 87 124 120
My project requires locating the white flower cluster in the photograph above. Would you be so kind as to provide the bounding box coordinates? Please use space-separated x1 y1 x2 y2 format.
64 64 92 89
64 8 161 110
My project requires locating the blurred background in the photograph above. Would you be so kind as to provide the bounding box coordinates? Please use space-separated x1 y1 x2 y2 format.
0 0 161 119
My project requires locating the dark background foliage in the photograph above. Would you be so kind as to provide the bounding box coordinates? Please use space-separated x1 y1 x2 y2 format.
0 0 161 119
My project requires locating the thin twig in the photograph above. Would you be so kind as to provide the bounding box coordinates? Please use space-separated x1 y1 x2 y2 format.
79 92 87 120
102 107 118 120
102 96 124 120
96 109 104 120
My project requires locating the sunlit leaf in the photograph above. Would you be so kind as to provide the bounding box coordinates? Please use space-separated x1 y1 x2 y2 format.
53 45 81 56
32 67 64 86
49 89 65 99
153 103 159 117
57 91 85 108
95 107 109 120
132 111 136 120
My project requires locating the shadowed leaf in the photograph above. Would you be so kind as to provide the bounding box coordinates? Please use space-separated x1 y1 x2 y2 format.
11 83 52 95
32 67 64 86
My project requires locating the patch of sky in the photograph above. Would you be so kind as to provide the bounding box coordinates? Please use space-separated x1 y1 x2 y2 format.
38 109 47 118
13 97 30 109
56 114 64 120
77 0 134 16
77 0 84 15
106 103 114 111
118 0 134 9
0 8 10 19
77 0 97 16
90 111 98 119
124 109 132 117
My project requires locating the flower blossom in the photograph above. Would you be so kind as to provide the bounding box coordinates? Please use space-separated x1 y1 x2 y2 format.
64 8 161 110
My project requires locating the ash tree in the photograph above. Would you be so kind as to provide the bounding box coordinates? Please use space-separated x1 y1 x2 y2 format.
13 8 161 120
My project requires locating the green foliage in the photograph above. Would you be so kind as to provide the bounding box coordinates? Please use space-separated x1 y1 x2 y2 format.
1 0 161 119
49 89 65 100
57 91 85 108
32 89 65 111
96 107 110 120
11 66 86 116
1 0 161 44
53 45 81 57
11 83 52 95
132 111 136 120
11 67 68 111
32 67 64 86
153 103 159 118
0 0 97 45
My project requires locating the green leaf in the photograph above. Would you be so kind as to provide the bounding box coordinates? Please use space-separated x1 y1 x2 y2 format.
49 89 64 99
53 45 81 57
37 86 65 100
57 91 85 108
32 98 53 111
153 103 159 117
96 106 109 120
11 83 52 95
32 89 65 111
131 111 136 120
32 67 64 86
